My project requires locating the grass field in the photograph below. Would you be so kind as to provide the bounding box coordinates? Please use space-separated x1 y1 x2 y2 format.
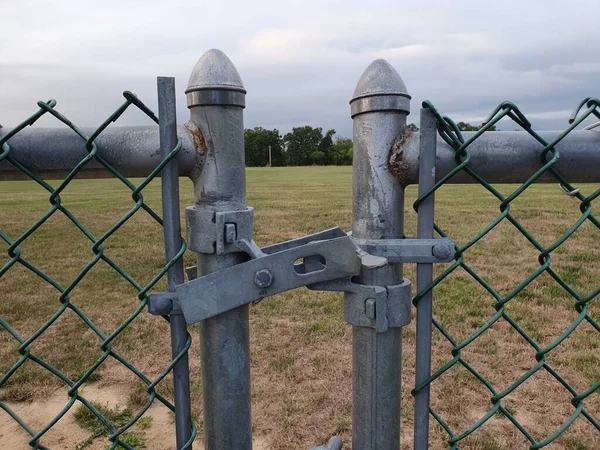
0 166 598 449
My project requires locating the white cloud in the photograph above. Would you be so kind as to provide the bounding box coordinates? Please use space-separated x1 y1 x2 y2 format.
1 1 600 136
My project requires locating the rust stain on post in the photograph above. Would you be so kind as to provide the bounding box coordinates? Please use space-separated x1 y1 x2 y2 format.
184 120 208 155
184 120 208 181
389 125 416 186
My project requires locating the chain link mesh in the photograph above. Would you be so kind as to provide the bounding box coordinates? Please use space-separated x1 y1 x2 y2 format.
0 93 196 449
412 99 600 448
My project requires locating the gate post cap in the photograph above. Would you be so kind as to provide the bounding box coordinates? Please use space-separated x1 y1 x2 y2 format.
186 49 246 108
350 59 410 117
186 49 246 93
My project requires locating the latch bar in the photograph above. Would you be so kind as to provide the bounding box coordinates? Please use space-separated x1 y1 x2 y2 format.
352 237 454 263
176 235 361 324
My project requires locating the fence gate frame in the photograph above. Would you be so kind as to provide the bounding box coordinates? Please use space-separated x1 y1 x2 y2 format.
1 48 599 450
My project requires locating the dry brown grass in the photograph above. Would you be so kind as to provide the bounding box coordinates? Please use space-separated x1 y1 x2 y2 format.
0 167 598 449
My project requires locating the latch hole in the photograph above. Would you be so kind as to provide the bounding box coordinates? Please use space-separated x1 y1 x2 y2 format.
294 255 326 274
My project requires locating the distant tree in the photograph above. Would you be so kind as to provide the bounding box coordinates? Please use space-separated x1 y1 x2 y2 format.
245 127 284 167
284 126 324 166
457 121 497 132
310 150 327 165
317 129 336 165
331 137 353 165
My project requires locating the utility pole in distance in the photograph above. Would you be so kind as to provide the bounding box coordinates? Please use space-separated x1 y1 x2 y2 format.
268 145 272 167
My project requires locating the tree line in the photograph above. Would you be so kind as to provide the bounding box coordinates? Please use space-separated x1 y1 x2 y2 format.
244 122 493 167
245 126 353 167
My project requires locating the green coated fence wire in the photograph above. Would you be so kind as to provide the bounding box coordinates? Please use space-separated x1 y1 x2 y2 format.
412 98 600 449
0 93 197 449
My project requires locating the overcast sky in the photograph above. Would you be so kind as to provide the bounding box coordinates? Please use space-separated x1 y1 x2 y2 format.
2 1 600 137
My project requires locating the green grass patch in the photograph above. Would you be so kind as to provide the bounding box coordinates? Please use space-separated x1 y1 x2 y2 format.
73 402 147 450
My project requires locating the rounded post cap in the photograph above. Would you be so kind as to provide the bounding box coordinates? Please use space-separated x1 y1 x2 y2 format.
350 59 410 118
186 49 246 108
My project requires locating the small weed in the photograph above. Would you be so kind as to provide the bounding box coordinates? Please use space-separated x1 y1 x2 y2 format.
73 402 136 449
572 353 600 384
305 318 345 340
112 431 146 449
136 416 153 429
270 354 295 372
128 382 148 409
562 435 589 450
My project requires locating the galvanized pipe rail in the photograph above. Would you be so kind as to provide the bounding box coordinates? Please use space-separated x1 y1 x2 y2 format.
2 126 599 184
0 125 201 180
397 128 600 186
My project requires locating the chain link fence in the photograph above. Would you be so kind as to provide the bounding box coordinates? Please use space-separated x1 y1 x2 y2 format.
1 72 598 449
0 93 196 449
412 99 600 449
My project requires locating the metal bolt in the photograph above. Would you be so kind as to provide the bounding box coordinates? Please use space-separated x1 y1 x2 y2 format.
432 242 453 260
224 223 236 244
254 269 274 288
365 298 376 320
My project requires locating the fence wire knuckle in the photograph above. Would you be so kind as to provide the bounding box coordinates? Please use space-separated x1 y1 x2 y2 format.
413 99 600 449
0 94 197 449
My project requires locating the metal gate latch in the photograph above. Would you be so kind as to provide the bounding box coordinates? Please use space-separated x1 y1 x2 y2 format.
176 228 363 323
148 216 454 332
149 228 363 319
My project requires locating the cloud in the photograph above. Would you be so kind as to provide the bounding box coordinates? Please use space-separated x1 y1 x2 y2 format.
2 1 599 136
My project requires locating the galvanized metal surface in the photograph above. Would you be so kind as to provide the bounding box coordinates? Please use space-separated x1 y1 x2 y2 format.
177 235 361 323
157 77 193 450
186 49 252 450
185 207 255 255
413 108 438 450
310 277 411 333
352 237 454 263
0 125 201 180
349 58 408 450
4 120 599 186
310 436 344 450
396 129 600 186
182 228 350 282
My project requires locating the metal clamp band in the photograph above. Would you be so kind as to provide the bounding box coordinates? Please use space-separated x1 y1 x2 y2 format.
350 94 411 118
185 206 254 255
186 89 246 108
309 278 411 333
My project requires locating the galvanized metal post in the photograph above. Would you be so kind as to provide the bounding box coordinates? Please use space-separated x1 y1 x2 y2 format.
157 76 193 450
350 60 411 449
413 108 438 449
185 50 252 450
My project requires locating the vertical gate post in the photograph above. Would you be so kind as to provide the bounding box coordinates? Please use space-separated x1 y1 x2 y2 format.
413 108 438 449
350 60 411 449
157 77 193 449
185 49 252 450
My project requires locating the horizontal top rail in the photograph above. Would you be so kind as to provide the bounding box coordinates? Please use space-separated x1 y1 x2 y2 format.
399 128 600 186
0 125 201 180
1 125 599 184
